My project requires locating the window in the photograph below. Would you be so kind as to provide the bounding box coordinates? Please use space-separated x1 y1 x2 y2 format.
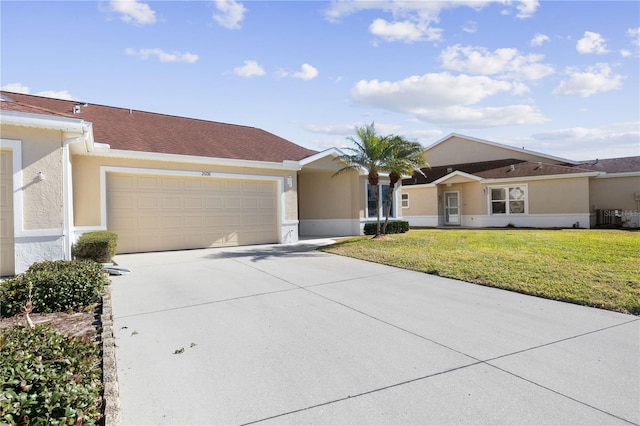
490 185 526 214
367 183 394 218
401 193 409 208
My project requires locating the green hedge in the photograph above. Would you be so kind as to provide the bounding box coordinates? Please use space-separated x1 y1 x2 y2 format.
0 324 102 425
364 221 410 235
0 260 106 318
72 231 118 263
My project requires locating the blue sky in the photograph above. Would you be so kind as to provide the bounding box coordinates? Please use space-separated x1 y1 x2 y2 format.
2 1 639 160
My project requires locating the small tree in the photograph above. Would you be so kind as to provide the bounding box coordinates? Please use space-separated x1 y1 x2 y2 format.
333 123 398 237
381 136 427 234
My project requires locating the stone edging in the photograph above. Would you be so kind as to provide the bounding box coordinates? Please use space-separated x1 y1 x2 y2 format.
101 284 121 425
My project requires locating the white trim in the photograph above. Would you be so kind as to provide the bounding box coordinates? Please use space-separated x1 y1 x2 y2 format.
299 219 361 237
298 147 344 167
426 133 578 165
100 166 291 244
481 171 599 184
444 190 461 225
487 184 528 216
0 110 87 132
404 215 439 227
461 213 591 229
1 140 22 243
432 170 483 185
594 171 640 178
87 148 301 171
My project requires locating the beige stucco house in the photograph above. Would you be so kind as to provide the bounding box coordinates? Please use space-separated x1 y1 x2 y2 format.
401 134 640 229
1 92 638 276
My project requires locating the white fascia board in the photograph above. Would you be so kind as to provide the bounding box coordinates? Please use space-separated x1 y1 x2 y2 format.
298 147 344 166
85 148 302 171
481 171 600 184
431 170 483 185
594 171 640 178
0 109 86 133
426 133 579 165
401 183 437 189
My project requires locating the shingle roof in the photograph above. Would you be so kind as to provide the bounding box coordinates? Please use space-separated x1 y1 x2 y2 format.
1 91 317 163
573 157 640 173
403 159 596 185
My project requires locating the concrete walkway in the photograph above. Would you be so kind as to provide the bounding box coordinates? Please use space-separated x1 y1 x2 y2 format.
111 240 639 425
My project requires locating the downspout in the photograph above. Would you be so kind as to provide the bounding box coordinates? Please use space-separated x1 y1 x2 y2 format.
62 122 92 260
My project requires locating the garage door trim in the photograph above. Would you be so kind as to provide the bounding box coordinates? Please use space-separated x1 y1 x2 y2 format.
100 166 287 244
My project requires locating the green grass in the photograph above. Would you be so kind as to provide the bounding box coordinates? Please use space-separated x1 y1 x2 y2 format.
320 229 640 315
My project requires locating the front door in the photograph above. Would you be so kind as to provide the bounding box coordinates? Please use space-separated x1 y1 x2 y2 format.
444 191 460 225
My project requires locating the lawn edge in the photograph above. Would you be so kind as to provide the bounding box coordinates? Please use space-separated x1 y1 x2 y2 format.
101 283 121 425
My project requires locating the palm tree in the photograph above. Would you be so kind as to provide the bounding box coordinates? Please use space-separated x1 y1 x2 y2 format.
380 136 427 234
333 122 397 237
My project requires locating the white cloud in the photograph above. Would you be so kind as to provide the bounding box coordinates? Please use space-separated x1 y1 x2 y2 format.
109 0 156 25
1 82 30 94
620 49 632 57
323 1 537 43
369 18 442 43
34 90 75 100
576 31 609 55
462 21 477 34
213 0 246 30
628 28 640 45
233 60 265 78
292 64 319 81
350 72 548 127
553 63 623 98
440 45 554 81
530 33 550 47
515 0 539 18
531 122 640 159
125 48 199 63
1 83 75 100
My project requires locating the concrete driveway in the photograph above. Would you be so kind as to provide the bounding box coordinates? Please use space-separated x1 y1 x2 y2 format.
111 239 639 425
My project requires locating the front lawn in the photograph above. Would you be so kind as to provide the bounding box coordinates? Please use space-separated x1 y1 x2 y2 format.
320 229 640 315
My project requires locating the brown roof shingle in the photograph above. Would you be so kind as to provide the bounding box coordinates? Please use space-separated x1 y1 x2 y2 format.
1 91 317 163
404 159 597 185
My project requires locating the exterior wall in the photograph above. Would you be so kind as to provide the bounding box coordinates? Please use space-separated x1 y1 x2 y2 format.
589 175 640 227
527 177 590 214
71 155 299 229
297 169 362 236
2 126 64 229
426 136 568 167
1 127 69 274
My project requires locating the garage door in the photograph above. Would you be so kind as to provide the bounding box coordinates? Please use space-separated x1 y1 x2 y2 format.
107 173 278 254
0 150 15 276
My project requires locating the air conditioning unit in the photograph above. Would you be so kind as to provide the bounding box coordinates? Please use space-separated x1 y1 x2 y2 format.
596 209 622 226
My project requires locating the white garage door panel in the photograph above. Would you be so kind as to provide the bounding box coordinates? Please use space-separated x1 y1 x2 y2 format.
107 173 278 254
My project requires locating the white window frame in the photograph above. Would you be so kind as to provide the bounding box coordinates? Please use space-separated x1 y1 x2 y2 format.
366 182 396 219
488 184 528 215
401 193 409 208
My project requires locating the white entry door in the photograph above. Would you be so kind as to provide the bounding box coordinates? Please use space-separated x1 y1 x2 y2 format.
444 191 460 225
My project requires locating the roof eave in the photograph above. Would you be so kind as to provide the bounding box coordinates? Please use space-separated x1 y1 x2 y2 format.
0 109 86 133
481 171 601 184
81 148 303 171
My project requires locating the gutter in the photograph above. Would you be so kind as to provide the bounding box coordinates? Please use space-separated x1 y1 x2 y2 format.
62 123 93 261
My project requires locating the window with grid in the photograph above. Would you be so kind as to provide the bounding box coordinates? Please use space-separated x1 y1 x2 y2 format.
490 185 526 214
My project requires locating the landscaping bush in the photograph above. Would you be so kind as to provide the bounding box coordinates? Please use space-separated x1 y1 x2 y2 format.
364 221 410 235
0 260 106 318
0 324 102 425
72 231 118 263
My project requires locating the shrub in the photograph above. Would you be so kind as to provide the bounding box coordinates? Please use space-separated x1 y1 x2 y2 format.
72 231 118 263
0 324 102 425
364 221 410 235
0 260 106 318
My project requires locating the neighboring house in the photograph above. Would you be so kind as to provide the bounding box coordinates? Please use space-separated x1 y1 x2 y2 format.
401 134 640 229
1 92 638 276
